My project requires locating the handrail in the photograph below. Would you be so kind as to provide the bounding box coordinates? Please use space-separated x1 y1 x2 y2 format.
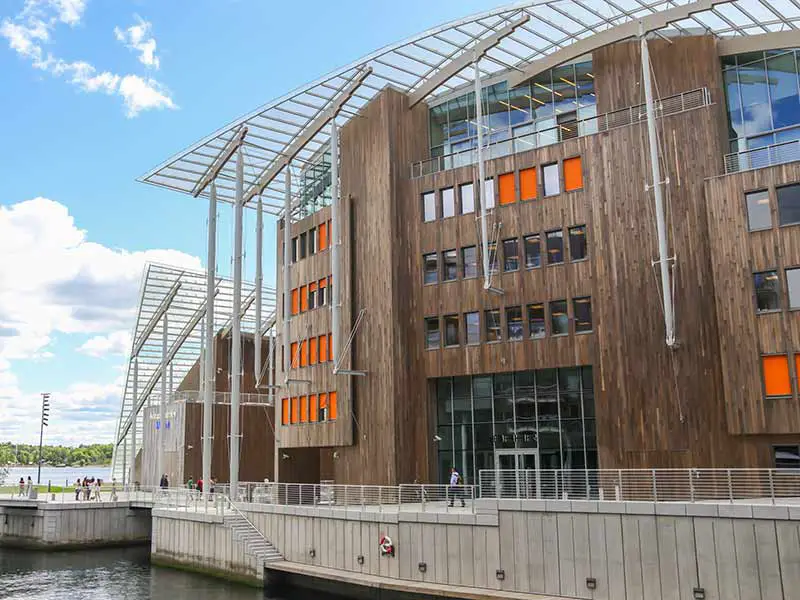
724 137 800 174
411 87 712 178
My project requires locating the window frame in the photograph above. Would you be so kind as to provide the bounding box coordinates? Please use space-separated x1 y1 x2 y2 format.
762 354 792 398
299 232 307 259
485 309 502 343
443 314 460 347
745 189 772 232
502 237 520 272
442 187 456 219
753 270 781 313
309 227 317 255
462 246 478 279
549 299 569 337
464 311 480 345
423 252 439 285
506 306 524 341
545 229 565 265
542 162 561 197
563 156 583 192
442 249 458 282
527 303 546 339
573 297 592 334
460 182 475 215
425 316 441 350
524 234 541 269
568 225 588 262
787 266 800 310
422 191 437 222
777 182 800 227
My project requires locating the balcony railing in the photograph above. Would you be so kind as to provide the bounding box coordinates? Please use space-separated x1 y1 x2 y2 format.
724 138 800 174
171 390 274 406
410 87 712 179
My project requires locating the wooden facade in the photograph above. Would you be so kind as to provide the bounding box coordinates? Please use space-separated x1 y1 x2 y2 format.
272 34 800 485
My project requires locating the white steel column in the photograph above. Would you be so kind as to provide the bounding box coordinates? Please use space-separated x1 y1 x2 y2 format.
283 168 292 374
202 182 217 495
129 358 138 486
641 33 676 348
121 438 127 486
160 313 168 485
330 121 341 367
255 194 264 381
474 55 490 290
230 147 244 499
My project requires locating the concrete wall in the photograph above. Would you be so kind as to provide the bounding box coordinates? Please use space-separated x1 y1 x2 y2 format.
150 508 262 586
0 502 151 549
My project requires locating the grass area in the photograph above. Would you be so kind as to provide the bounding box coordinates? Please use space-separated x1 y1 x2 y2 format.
1 484 66 495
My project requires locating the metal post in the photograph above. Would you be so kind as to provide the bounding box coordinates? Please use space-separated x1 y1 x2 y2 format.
122 439 127 487
283 169 292 375
130 358 138 486
36 393 49 485
474 55 490 290
330 121 341 367
255 194 263 381
203 182 217 497
160 313 168 486
231 147 244 500
641 32 676 348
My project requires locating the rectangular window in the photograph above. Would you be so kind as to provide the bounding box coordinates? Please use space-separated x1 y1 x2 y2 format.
460 183 475 214
310 394 319 423
444 314 459 347
569 225 587 261
777 183 800 226
291 288 299 315
290 397 299 424
291 237 298 263
754 270 780 312
488 242 499 274
319 334 328 363
319 393 328 422
300 340 308 367
520 167 537 201
527 303 545 339
318 278 327 306
425 317 440 349
443 249 458 281
299 232 307 259
462 246 478 279
763 355 791 397
442 187 456 218
788 268 800 309
506 306 523 340
550 300 569 336
308 282 317 310
546 230 564 264
290 342 299 368
543 163 560 196
484 178 495 209
309 336 318 365
485 309 501 342
328 334 333 362
573 297 592 333
746 190 771 231
300 285 308 312
300 395 308 423
465 312 480 345
563 156 583 191
503 238 519 272
423 191 436 222
423 253 438 284
318 222 328 250
281 398 289 425
524 234 541 269
329 391 338 421
309 228 317 255
774 444 800 469
499 172 515 205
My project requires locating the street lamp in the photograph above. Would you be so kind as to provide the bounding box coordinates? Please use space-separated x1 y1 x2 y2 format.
37 393 50 485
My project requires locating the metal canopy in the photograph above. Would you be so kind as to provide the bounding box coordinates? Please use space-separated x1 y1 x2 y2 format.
111 263 277 453
140 0 800 214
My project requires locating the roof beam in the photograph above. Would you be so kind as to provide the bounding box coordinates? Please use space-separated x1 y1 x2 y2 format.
242 67 372 205
191 126 248 198
132 280 181 358
506 0 733 89
718 30 800 56
409 14 530 108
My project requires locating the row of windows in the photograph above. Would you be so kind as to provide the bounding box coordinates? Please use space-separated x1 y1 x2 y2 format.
424 297 592 349
280 392 338 426
290 221 330 264
745 183 800 231
422 157 583 223
289 334 332 368
290 276 331 315
753 268 800 313
761 354 800 398
423 226 587 284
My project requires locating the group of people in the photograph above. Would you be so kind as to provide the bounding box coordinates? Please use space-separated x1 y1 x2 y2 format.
185 476 216 493
73 477 117 501
17 476 32 497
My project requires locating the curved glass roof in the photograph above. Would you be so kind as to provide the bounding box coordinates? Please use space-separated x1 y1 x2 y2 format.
140 0 800 214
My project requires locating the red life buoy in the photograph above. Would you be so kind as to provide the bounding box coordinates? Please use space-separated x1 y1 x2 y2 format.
379 535 394 557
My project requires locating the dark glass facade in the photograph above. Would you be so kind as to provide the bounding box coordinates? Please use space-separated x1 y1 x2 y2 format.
435 367 597 484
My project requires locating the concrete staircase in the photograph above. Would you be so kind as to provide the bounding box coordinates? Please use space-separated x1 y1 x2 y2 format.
223 513 282 564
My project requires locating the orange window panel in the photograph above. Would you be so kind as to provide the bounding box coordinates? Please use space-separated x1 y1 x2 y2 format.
290 342 298 369
319 393 328 421
520 167 537 200
498 172 515 205
764 355 791 396
319 334 328 363
328 333 333 362
310 394 318 423
564 157 583 192
291 288 299 315
309 281 317 293
329 391 338 421
310 336 318 365
300 395 308 423
300 340 308 367
281 398 289 425
319 277 327 289
318 222 328 250
300 285 308 312
290 397 299 424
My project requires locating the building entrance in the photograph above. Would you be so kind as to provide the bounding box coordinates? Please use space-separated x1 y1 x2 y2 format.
493 448 540 498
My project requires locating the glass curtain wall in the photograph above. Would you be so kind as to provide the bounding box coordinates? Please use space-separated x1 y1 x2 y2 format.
435 367 597 485
428 61 595 158
723 49 800 162
297 148 332 218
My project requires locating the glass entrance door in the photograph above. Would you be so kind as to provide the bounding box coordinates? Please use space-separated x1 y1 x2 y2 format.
494 449 540 498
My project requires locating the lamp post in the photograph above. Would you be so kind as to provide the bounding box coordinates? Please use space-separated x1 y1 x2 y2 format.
37 393 50 485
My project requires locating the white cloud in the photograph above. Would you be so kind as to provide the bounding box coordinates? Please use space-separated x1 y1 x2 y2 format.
78 330 131 357
0 1 176 117
114 16 159 69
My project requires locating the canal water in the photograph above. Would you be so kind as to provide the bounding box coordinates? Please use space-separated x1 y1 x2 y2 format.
0 547 340 600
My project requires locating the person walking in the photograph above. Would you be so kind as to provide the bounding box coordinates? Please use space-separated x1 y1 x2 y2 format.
26 476 33 497
93 479 102 502
74 479 81 501
18 477 24 497
448 467 465 508
110 478 118 502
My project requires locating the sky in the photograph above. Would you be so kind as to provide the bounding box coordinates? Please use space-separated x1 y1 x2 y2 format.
0 0 505 446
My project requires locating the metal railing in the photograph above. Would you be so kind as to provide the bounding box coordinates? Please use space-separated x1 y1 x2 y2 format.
724 138 800 174
411 87 712 178
478 468 800 505
171 390 273 405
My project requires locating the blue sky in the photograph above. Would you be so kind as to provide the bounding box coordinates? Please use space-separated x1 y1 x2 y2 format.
0 0 501 445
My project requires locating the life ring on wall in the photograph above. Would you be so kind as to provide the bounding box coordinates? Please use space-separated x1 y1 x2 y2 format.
379 535 395 557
